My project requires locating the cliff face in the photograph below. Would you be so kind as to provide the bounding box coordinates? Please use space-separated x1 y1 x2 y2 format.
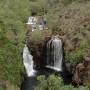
26 30 51 67
73 54 90 85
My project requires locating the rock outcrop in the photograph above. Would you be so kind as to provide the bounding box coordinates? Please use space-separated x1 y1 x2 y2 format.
73 53 90 85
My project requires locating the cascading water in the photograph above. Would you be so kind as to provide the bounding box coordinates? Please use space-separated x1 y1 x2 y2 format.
46 35 63 71
23 44 36 77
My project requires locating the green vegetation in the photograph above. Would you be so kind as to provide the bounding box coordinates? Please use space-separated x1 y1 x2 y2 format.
0 84 6 90
0 0 30 88
34 75 63 90
34 75 90 90
29 31 45 45
0 0 90 90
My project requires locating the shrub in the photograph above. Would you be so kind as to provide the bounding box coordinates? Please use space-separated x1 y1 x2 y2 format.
34 75 63 90
0 84 6 90
34 75 89 90
65 41 90 67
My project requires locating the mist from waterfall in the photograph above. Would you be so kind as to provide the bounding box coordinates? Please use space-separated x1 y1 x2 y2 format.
46 35 63 71
23 44 35 77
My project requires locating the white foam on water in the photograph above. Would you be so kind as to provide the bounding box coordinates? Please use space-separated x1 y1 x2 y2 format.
46 65 62 71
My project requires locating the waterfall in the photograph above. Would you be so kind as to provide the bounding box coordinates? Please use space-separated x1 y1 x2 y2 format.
46 35 63 71
23 44 36 77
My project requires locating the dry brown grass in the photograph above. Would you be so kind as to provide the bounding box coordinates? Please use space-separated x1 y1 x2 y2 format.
48 2 90 51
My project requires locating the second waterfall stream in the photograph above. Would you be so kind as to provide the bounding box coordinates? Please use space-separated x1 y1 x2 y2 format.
23 44 36 77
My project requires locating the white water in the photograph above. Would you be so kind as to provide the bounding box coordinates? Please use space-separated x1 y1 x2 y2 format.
46 35 63 71
23 44 35 77
26 16 48 31
26 16 37 31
